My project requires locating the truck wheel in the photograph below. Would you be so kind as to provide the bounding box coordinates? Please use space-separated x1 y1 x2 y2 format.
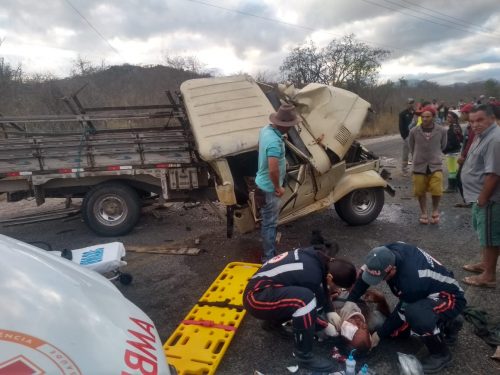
334 187 384 226
82 182 141 236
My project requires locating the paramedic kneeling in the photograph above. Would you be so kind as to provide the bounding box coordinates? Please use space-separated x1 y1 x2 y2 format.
243 247 356 373
347 243 466 374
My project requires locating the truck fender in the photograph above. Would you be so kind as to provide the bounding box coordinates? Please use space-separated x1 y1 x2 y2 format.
331 170 389 203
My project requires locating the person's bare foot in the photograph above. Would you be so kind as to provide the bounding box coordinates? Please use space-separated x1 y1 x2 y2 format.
462 263 485 273
462 275 496 288
419 214 429 224
430 212 440 224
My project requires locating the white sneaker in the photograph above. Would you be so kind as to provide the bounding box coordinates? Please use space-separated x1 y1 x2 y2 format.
408 161 413 165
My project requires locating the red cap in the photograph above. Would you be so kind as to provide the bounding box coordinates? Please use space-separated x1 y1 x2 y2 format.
421 105 436 116
460 103 474 113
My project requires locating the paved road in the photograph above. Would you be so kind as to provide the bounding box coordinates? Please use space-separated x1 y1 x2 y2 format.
1 135 499 374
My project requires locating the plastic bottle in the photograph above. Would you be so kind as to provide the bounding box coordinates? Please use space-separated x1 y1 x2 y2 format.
357 364 368 375
345 349 356 375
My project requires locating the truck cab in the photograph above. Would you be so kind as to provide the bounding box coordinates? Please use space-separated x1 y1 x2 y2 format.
181 75 392 235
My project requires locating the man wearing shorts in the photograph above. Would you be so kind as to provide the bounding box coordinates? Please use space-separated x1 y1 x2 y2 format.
461 104 500 288
408 106 447 224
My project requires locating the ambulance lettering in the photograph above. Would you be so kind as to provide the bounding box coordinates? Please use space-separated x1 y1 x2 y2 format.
122 317 158 375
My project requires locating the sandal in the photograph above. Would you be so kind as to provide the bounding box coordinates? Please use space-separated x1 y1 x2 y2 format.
462 276 496 289
454 203 472 208
463 264 485 273
419 215 429 225
430 213 440 224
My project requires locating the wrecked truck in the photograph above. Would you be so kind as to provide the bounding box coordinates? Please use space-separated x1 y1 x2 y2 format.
0 75 393 237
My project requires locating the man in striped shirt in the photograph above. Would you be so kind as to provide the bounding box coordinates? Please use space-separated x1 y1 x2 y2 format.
348 243 466 374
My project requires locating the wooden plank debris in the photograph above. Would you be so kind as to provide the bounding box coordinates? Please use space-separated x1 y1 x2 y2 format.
126 245 202 255
0 208 80 226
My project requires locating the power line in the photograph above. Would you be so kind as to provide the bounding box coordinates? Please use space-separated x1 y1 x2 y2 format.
184 0 415 54
64 0 124 59
400 0 500 36
361 0 500 42
362 0 471 32
388 0 500 39
385 0 480 31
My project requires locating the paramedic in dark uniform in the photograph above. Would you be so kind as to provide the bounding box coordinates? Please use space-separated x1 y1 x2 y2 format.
348 243 466 374
243 247 357 373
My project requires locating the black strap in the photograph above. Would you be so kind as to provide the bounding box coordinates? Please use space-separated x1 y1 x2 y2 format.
197 299 244 311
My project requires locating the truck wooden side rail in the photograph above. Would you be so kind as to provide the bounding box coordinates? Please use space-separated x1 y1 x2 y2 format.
0 92 211 236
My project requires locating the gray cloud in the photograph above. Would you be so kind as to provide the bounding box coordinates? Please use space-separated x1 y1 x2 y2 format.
1 0 499 82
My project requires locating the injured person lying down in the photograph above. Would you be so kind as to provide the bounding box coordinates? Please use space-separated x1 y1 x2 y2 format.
321 288 390 353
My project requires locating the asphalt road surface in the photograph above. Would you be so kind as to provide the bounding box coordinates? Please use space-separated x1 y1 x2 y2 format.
1 135 499 374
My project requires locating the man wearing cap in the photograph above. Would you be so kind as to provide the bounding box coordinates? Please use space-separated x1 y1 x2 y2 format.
399 99 415 176
461 104 500 288
255 103 298 262
348 243 466 374
408 106 447 224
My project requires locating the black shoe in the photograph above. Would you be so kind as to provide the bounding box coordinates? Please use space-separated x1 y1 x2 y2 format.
293 327 335 373
422 335 452 374
421 351 452 374
293 351 336 373
261 320 293 339
443 315 464 345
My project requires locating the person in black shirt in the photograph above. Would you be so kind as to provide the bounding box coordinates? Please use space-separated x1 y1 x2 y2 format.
348 243 466 374
244 247 356 372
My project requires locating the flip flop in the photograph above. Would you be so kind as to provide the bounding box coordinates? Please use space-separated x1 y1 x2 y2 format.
419 215 429 225
462 264 485 273
454 203 472 208
462 276 496 289
430 213 440 224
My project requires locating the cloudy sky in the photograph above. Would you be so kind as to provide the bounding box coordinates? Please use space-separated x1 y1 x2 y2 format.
1 0 500 84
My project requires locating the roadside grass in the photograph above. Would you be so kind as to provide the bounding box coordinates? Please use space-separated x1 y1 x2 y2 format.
360 112 398 138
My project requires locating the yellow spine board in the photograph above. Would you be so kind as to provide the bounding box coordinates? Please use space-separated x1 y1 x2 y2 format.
164 262 261 375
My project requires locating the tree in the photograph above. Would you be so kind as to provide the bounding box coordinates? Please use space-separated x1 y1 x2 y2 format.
363 79 395 112
324 34 390 91
279 41 323 87
70 55 107 77
279 34 390 90
484 79 499 99
162 52 206 74
0 39 23 84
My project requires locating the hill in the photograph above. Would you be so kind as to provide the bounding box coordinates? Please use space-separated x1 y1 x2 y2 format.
0 64 205 116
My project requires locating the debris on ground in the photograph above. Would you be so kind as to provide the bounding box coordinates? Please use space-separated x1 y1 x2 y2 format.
126 245 202 255
0 208 80 226
492 346 500 361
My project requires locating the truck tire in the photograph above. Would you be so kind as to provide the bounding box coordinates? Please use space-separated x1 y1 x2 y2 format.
334 187 384 226
82 182 141 236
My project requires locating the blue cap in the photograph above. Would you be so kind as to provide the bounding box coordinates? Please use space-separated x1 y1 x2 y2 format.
362 246 396 286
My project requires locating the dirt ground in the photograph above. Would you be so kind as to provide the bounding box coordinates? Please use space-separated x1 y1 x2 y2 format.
1 136 499 374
